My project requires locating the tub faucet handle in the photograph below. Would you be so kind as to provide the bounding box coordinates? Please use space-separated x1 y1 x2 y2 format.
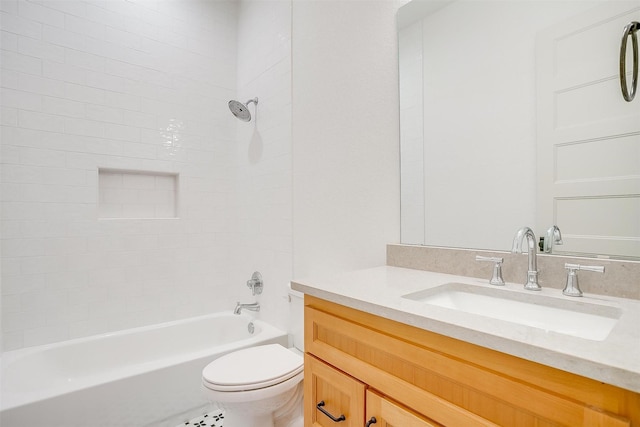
476 255 505 286
246 271 263 296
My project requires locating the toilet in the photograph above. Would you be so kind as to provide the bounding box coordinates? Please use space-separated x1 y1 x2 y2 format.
201 287 305 427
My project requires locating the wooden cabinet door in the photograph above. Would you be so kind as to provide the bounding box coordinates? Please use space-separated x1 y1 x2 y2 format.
304 354 365 427
366 390 441 427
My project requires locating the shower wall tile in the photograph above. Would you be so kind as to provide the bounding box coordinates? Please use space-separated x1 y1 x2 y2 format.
1 0 243 350
230 0 292 333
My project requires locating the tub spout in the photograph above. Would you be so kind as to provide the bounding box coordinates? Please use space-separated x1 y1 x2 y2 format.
234 302 260 315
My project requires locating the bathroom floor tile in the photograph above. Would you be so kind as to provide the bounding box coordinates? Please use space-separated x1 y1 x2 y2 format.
178 409 224 427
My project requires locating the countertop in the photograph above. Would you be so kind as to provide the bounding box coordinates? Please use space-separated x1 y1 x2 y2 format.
291 266 640 393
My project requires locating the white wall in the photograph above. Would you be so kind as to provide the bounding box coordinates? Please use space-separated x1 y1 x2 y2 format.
292 0 402 279
0 0 295 351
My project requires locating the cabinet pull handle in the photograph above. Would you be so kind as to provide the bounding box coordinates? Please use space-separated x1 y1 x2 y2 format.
366 417 377 426
316 401 346 422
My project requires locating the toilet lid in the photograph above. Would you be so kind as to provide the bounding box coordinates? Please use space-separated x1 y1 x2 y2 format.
202 344 303 392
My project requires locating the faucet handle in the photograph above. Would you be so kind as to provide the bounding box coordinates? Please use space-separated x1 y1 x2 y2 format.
246 271 263 296
476 256 505 286
563 263 605 297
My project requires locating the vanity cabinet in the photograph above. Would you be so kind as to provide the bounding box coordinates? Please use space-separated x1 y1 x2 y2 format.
303 295 640 427
305 355 439 427
304 354 365 426
365 390 441 427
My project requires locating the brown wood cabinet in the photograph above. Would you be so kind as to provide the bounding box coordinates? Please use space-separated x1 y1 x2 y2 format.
303 295 640 427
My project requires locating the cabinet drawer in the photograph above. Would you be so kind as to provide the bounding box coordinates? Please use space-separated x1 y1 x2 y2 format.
305 297 635 427
366 390 442 427
304 354 365 427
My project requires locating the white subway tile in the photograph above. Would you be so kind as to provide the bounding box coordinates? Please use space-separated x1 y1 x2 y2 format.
20 289 67 313
0 11 42 38
86 70 133 94
2 309 46 333
18 36 65 62
122 141 156 158
64 82 105 104
65 151 102 170
84 138 123 156
43 60 86 85
0 201 43 221
85 103 123 124
1 68 20 89
42 96 84 118
42 167 87 186
123 110 156 129
44 237 87 255
42 131 87 152
1 29 18 50
124 15 158 40
21 255 67 275
0 0 17 14
19 73 65 97
103 58 146 81
14 219 67 239
64 49 106 72
20 147 65 167
103 90 140 110
1 106 18 125
122 172 155 189
64 117 104 138
1 164 41 183
124 203 156 218
23 324 69 347
64 13 105 39
98 203 123 218
0 50 42 75
98 170 122 188
18 110 65 132
18 1 65 28
1 238 46 257
1 257 22 279
69 317 109 339
42 24 87 50
1 219 23 239
46 270 89 290
103 122 140 142
104 25 142 50
1 88 42 110
30 1 87 17
2 127 41 149
84 2 125 29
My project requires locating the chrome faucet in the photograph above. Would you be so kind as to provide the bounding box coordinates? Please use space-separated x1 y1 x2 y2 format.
543 225 563 254
511 227 541 291
234 301 260 315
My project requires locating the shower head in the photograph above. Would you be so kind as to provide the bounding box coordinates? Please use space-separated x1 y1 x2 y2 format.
228 97 258 122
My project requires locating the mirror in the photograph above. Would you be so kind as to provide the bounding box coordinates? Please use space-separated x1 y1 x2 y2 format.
399 0 640 259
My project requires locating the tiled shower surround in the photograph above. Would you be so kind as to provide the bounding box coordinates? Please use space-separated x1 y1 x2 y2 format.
0 0 292 351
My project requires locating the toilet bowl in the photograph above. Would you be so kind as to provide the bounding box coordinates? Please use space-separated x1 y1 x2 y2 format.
201 343 304 427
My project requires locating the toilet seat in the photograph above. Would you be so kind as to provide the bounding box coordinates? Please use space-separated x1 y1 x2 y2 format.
202 344 303 392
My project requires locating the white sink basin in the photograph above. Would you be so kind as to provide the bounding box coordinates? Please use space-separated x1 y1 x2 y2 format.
402 283 621 341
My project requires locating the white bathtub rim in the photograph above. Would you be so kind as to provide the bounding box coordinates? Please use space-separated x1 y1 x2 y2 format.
1 312 287 412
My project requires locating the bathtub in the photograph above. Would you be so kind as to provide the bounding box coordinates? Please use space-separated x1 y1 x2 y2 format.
0 312 288 426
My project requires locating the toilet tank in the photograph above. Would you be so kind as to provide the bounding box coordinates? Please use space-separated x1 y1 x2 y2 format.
288 284 304 352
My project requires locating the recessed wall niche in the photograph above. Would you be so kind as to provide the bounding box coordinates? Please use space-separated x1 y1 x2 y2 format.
98 169 178 219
